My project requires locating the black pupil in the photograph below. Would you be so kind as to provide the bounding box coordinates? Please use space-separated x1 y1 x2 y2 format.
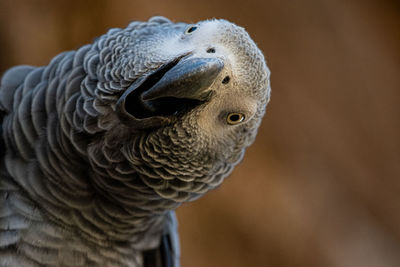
222 76 230 84
229 114 241 122
187 26 197 33
207 48 216 53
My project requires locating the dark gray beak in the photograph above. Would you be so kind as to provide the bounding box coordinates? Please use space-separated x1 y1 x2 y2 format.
141 57 224 101
116 56 224 129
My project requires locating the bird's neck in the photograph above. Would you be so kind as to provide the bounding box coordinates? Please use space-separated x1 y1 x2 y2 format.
33 130 179 249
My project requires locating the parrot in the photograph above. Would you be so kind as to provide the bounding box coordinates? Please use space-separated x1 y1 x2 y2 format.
0 16 271 267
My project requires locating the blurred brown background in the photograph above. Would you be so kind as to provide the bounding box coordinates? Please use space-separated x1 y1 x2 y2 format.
1 0 399 266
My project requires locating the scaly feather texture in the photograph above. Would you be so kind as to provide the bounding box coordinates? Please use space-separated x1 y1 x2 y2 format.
0 16 270 266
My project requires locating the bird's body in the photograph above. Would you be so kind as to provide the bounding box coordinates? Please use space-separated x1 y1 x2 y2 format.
0 17 270 266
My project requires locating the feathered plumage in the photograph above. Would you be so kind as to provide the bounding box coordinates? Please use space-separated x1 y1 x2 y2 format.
0 16 270 266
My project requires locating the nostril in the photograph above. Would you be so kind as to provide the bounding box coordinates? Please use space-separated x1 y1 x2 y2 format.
206 48 216 53
222 76 230 84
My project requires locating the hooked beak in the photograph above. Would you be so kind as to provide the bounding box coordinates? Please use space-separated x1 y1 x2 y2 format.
141 56 224 101
116 55 224 129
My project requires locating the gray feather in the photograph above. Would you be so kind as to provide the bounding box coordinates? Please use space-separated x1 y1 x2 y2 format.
0 16 270 266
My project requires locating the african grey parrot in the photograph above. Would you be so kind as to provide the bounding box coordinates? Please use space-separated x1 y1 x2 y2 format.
0 16 270 266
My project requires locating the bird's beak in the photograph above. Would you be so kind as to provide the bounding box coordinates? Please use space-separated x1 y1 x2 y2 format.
116 55 224 129
141 57 224 101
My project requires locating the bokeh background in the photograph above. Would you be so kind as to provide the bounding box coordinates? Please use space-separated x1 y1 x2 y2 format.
1 0 399 266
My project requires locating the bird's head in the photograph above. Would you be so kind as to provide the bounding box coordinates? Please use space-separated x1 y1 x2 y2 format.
90 17 270 201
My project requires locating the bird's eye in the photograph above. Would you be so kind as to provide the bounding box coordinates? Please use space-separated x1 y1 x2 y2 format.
226 113 245 125
185 26 198 34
